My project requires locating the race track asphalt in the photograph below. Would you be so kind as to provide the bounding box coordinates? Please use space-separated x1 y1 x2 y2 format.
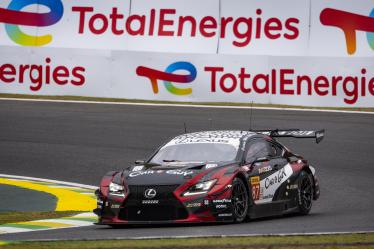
0 99 373 240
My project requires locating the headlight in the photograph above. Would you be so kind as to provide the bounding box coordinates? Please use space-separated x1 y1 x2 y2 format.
109 182 125 197
183 179 217 196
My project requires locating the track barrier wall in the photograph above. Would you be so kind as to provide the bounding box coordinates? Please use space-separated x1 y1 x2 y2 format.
0 0 373 107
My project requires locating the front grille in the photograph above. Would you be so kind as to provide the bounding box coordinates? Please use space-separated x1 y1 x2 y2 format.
128 185 177 199
119 185 188 221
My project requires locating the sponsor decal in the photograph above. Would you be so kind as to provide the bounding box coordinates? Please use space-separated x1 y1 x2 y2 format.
129 170 155 177
287 184 298 190
316 131 324 140
175 138 231 144
97 200 103 208
206 163 218 169
320 8 374 55
144 188 157 199
250 176 260 185
205 66 373 105
204 199 210 206
164 161 202 166
166 170 193 176
212 199 231 204
142 199 159 204
255 164 293 204
186 202 202 208
251 176 261 201
167 131 252 147
129 169 193 177
215 204 227 209
258 166 272 174
111 204 120 209
0 0 64 46
218 213 232 217
0 58 86 91
262 193 273 200
137 61 197 95
265 168 287 189
132 166 144 171
73 7 299 48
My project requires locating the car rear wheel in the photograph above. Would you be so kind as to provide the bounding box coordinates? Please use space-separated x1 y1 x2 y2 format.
231 178 248 223
298 171 314 215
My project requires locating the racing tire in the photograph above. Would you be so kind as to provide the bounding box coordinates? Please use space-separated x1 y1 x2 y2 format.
297 171 314 215
231 178 249 223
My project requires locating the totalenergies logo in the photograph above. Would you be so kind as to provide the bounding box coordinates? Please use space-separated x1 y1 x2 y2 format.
0 0 63 46
320 8 374 55
136 62 197 95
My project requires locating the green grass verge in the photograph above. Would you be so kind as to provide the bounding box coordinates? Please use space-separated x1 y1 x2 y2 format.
1 233 374 249
0 93 373 112
0 211 82 225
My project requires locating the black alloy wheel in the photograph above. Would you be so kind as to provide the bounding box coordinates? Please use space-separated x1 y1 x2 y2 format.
231 178 249 222
298 171 314 215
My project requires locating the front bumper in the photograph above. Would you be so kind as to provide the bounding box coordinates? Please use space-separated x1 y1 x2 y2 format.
94 186 234 224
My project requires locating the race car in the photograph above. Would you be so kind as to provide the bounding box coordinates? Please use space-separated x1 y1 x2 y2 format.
94 129 323 225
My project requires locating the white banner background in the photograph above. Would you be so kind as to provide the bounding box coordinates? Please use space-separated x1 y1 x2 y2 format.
0 46 373 107
0 0 373 107
0 0 372 56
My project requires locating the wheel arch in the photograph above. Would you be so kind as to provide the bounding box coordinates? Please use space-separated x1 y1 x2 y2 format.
235 173 249 195
234 172 254 207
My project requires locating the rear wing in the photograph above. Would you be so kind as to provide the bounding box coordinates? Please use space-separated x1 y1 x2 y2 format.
254 129 325 144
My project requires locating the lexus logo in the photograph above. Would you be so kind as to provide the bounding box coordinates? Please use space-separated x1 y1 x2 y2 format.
144 188 157 199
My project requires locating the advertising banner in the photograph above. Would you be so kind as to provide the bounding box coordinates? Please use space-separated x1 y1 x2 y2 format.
1 0 373 108
1 47 373 107
0 0 372 57
310 0 374 57
218 0 310 56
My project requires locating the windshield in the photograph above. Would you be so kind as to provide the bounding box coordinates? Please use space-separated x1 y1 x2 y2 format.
149 143 238 164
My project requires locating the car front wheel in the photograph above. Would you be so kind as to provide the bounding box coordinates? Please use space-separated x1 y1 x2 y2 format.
231 178 249 223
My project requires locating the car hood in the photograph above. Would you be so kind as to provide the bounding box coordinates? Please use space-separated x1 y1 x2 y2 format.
123 161 230 186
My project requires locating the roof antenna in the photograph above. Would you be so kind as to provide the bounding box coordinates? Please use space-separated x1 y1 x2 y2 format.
249 101 254 131
184 122 188 134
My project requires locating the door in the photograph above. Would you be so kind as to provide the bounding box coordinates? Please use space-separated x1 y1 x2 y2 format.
244 138 289 204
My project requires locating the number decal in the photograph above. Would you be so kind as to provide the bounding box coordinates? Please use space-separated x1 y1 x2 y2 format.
250 176 261 201
252 184 260 201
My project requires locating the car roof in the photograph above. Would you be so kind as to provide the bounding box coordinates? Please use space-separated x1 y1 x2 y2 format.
163 130 259 149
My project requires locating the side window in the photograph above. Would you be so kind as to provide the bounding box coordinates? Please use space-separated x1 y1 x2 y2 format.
270 142 284 157
245 139 273 163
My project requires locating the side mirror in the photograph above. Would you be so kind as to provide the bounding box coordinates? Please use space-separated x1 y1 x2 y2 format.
134 160 145 165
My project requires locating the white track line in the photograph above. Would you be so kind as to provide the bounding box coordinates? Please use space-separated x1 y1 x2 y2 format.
91 231 374 240
0 174 97 190
0 227 34 234
13 230 374 242
0 97 373 114
102 231 374 240
74 212 96 217
42 219 94 227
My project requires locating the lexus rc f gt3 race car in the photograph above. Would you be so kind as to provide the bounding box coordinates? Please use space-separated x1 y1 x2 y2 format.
94 129 323 225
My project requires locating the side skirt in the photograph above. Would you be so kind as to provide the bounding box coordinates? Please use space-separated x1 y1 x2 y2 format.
248 200 296 219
